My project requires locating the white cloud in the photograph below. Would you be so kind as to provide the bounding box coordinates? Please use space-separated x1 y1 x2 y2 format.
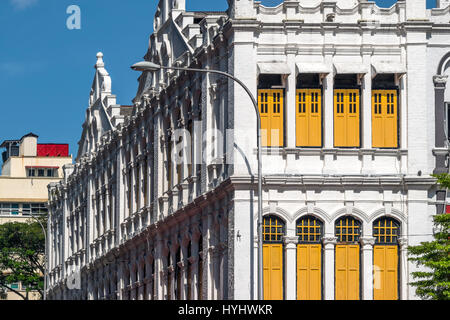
10 0 38 10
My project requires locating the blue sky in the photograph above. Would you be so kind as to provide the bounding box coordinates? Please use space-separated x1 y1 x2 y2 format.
0 0 437 162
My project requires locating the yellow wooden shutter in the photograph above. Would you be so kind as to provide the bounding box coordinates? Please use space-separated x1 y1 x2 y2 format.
271 90 284 147
334 89 360 147
259 89 284 147
296 89 322 147
334 90 346 147
335 245 360 300
347 90 360 147
372 90 398 148
259 90 270 147
263 244 283 300
297 244 321 300
374 245 398 300
385 91 398 148
296 90 308 147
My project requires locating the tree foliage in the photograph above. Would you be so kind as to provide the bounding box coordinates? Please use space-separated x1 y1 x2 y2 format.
408 173 450 300
0 216 46 300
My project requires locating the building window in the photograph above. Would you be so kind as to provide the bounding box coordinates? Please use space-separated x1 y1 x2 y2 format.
258 74 285 148
263 215 285 300
127 168 132 216
373 217 400 300
26 167 56 178
187 118 193 177
167 253 172 300
372 90 398 148
373 217 400 245
198 235 203 300
151 258 155 300
8 282 19 290
296 216 323 300
175 247 181 300
296 216 323 244
296 89 322 147
143 158 148 206
0 203 19 215
334 89 360 147
167 133 173 190
259 89 284 147
296 74 322 147
187 241 192 300
335 216 361 300
335 216 361 243
28 168 35 177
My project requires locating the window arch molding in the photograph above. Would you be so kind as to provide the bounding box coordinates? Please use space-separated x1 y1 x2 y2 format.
330 207 369 225
260 207 292 224
437 51 450 76
369 208 406 228
292 206 330 224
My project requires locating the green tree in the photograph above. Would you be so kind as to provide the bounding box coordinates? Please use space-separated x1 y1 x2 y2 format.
408 173 450 300
0 216 46 300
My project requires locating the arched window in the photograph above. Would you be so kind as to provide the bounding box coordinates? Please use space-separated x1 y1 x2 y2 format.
175 247 182 300
263 215 285 300
296 216 323 300
335 216 361 243
198 235 203 300
373 217 400 245
334 216 361 300
373 217 401 300
187 241 192 300
167 252 172 300
263 215 285 243
297 216 323 243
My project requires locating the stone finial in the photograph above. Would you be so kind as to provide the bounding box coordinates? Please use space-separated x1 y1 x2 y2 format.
96 52 105 68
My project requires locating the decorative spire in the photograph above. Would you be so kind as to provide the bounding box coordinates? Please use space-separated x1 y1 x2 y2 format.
95 52 105 69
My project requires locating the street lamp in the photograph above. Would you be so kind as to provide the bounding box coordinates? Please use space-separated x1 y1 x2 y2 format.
28 211 47 300
131 61 264 300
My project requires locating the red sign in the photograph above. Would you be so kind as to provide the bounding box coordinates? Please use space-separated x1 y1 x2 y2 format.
37 144 69 157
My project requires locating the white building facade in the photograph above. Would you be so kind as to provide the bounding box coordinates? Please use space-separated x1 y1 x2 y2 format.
47 0 450 300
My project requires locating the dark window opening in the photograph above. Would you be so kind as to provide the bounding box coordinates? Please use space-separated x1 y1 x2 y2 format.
334 74 358 88
258 74 283 89
372 74 397 90
297 74 321 89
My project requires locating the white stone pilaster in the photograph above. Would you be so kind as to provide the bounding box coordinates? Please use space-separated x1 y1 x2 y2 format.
323 236 337 300
360 237 376 300
283 236 298 300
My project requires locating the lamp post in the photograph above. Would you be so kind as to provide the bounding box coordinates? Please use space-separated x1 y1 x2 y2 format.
28 211 47 300
131 61 264 300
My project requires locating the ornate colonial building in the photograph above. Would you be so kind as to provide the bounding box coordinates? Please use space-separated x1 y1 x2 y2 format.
47 0 450 300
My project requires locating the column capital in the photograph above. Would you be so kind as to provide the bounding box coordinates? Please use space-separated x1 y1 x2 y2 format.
433 75 448 88
398 237 409 249
283 236 298 247
360 237 376 248
322 237 338 247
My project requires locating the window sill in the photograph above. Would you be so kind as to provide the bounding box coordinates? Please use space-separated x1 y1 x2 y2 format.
256 147 407 157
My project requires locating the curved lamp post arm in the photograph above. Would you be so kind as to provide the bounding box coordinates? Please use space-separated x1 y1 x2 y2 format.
132 62 264 300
